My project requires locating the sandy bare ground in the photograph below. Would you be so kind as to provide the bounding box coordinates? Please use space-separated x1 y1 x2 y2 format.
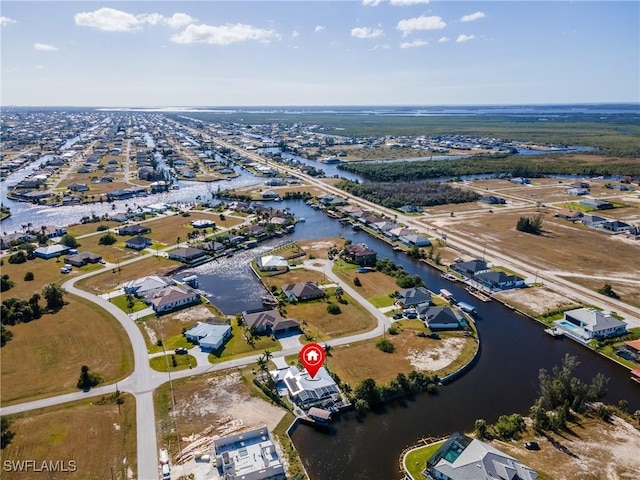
494 287 580 316
406 337 466 371
497 416 640 480
170 305 215 323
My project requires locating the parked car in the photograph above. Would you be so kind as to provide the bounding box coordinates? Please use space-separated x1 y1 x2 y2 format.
524 441 540 450
98 259 106 264
175 347 188 355
392 313 403 320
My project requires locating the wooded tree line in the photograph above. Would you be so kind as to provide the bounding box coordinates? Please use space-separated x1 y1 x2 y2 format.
338 156 640 182
336 180 480 209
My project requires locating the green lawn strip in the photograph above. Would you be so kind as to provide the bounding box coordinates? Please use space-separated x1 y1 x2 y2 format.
148 334 193 354
404 440 445 480
271 411 309 479
370 293 395 308
490 265 524 277
209 323 282 363
110 294 149 313
150 354 196 372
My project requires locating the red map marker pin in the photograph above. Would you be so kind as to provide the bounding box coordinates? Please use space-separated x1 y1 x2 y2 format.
299 343 326 379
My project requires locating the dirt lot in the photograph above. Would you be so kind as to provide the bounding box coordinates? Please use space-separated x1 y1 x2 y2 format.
497 415 640 480
559 276 640 309
155 370 286 459
1 295 134 405
494 286 581 316
1 395 137 480
328 321 477 386
298 237 346 259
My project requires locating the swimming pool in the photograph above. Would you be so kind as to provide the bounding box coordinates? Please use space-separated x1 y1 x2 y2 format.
556 320 582 333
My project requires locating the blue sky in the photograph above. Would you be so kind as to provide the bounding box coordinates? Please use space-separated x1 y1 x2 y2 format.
1 1 638 106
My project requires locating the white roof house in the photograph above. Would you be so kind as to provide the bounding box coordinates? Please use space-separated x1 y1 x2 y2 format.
213 426 285 480
184 321 231 351
281 366 341 408
191 219 216 228
123 275 170 297
555 308 627 342
257 255 288 271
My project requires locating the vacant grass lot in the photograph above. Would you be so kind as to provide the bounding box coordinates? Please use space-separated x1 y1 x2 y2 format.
142 211 244 245
262 268 326 290
328 321 476 386
1 394 137 480
66 220 120 237
70 232 144 261
1 295 134 405
150 353 196 372
333 261 398 306
77 255 176 294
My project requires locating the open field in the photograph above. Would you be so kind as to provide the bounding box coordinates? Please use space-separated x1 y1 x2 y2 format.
66 220 120 237
496 415 640 480
297 237 346 259
1 394 137 480
450 207 640 279
328 320 477 386
66 231 145 262
261 267 326 290
558 276 640 309
334 262 398 307
1 294 134 405
494 286 581 316
141 211 244 244
76 255 177 294
154 369 286 460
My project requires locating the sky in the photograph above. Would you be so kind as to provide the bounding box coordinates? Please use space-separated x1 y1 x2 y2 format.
1 1 638 107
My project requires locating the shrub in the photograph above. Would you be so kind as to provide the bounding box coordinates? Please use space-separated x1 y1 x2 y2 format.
8 251 26 264
24 272 34 281
327 303 341 315
353 276 362 287
98 232 117 245
376 338 395 353
96 224 109 232
60 234 79 248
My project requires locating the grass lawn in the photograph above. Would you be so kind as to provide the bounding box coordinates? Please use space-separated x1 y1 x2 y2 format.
404 440 445 480
272 412 309 480
66 220 120 237
76 256 176 294
150 354 197 372
1 294 134 406
73 233 145 261
142 211 244 245
1 394 137 480
209 319 281 363
0 256 79 299
110 294 149 313
261 268 327 290
333 262 399 303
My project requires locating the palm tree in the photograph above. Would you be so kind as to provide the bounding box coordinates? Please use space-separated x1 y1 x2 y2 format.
176 236 180 247
263 349 273 365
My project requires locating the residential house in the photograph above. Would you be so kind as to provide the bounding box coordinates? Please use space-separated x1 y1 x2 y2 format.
617 339 640 363
125 236 152 250
213 427 285 480
580 214 608 228
399 233 431 247
565 187 589 196
123 275 171 297
601 220 631 233
509 177 531 184
554 308 627 343
343 243 377 266
387 227 414 239
67 183 89 192
261 190 280 200
281 282 325 302
65 252 103 267
450 259 489 277
554 208 583 221
40 225 67 238
146 285 200 313
118 224 151 236
473 271 526 290
280 366 341 408
424 432 538 480
242 308 300 335
399 204 423 213
579 198 614 210
479 195 506 205
396 287 432 308
257 255 288 272
168 247 208 265
184 320 232 351
191 219 216 228
419 306 464 329
34 244 69 259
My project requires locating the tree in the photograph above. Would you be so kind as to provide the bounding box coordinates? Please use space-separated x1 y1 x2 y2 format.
8 251 26 264
474 419 488 439
597 283 619 299
353 276 362 287
24 271 34 281
98 232 117 245
1 415 15 449
376 338 395 353
1 324 13 347
60 233 79 248
126 293 136 313
42 283 65 311
327 303 341 315
76 365 101 390
1 275 14 292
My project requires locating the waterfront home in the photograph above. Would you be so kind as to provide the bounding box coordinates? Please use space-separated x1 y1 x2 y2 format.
616 339 640 363
65 252 102 267
424 432 538 480
343 243 377 266
419 306 464 329
399 233 431 247
509 177 531 185
473 271 525 290
387 227 414 239
554 308 627 343
281 282 325 302
118 224 151 236
280 366 341 408
123 275 171 297
579 197 614 210
145 285 200 313
184 320 232 351
242 308 300 335
213 426 285 480
168 247 208 265
450 259 489 277
257 255 288 272
34 244 69 259
261 190 280 200
125 236 152 250
396 287 432 308
40 225 67 238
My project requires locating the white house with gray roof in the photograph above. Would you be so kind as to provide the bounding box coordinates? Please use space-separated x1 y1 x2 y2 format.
554 308 627 343
280 366 341 408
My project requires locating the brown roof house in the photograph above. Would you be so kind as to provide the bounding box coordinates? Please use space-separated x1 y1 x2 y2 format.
343 243 377 266
242 308 300 335
281 282 325 302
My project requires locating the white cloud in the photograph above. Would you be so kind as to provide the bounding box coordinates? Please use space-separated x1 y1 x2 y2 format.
371 43 390 50
396 15 446 37
35 65 45 69
362 0 383 6
438 36 450 43
314 25 325 33
75 7 142 32
34 43 59 51
140 13 197 30
292 30 299 38
460 11 486 23
0 16 17 26
351 27 383 39
170 23 280 45
75 8 197 32
456 34 475 43
400 39 428 48
390 0 430 6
